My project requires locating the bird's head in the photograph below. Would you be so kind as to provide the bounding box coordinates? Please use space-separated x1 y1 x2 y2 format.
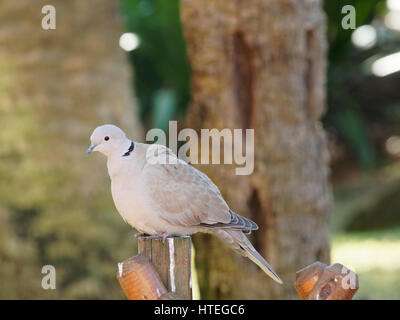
87 124 130 157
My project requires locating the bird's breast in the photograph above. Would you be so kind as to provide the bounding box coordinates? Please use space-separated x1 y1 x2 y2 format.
110 169 158 234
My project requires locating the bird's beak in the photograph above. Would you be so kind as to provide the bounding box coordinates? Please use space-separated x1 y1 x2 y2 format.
86 144 97 154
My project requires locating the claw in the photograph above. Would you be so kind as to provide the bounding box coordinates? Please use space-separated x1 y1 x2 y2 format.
141 232 169 242
134 233 146 238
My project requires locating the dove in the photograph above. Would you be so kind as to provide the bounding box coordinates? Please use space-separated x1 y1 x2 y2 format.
87 124 282 284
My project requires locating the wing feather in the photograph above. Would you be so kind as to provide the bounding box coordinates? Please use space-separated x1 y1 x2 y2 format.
142 145 257 231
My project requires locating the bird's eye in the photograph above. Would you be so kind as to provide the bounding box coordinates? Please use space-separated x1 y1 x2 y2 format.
104 136 110 141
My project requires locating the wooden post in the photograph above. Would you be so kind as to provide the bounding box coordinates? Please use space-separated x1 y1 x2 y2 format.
138 236 192 300
295 261 359 300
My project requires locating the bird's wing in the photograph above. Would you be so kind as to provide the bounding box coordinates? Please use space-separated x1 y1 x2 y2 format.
142 144 257 230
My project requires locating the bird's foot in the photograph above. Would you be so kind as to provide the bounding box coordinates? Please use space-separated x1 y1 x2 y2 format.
142 232 169 243
134 232 146 238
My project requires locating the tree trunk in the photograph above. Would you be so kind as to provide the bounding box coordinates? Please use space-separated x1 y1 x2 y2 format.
0 0 141 298
181 0 331 299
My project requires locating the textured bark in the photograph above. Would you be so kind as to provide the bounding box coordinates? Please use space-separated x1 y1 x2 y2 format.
0 0 141 298
181 0 331 299
0 0 141 191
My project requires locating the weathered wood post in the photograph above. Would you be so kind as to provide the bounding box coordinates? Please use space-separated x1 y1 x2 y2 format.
117 236 192 300
295 261 359 300
138 236 192 300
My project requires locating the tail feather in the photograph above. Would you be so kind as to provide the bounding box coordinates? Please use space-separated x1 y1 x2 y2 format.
241 244 283 284
214 229 283 284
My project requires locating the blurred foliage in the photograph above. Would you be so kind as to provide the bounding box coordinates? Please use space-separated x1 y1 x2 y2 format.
332 229 400 299
344 180 400 231
324 0 400 169
330 164 400 298
120 0 190 132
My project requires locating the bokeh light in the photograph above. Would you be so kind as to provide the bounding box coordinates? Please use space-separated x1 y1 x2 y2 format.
351 25 377 49
119 33 140 52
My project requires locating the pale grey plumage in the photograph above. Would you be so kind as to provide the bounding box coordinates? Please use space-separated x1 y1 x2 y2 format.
87 124 282 284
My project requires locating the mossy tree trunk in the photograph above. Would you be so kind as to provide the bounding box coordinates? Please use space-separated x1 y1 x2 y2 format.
181 0 331 299
0 0 141 298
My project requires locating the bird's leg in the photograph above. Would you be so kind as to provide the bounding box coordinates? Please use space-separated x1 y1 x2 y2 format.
142 232 169 243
